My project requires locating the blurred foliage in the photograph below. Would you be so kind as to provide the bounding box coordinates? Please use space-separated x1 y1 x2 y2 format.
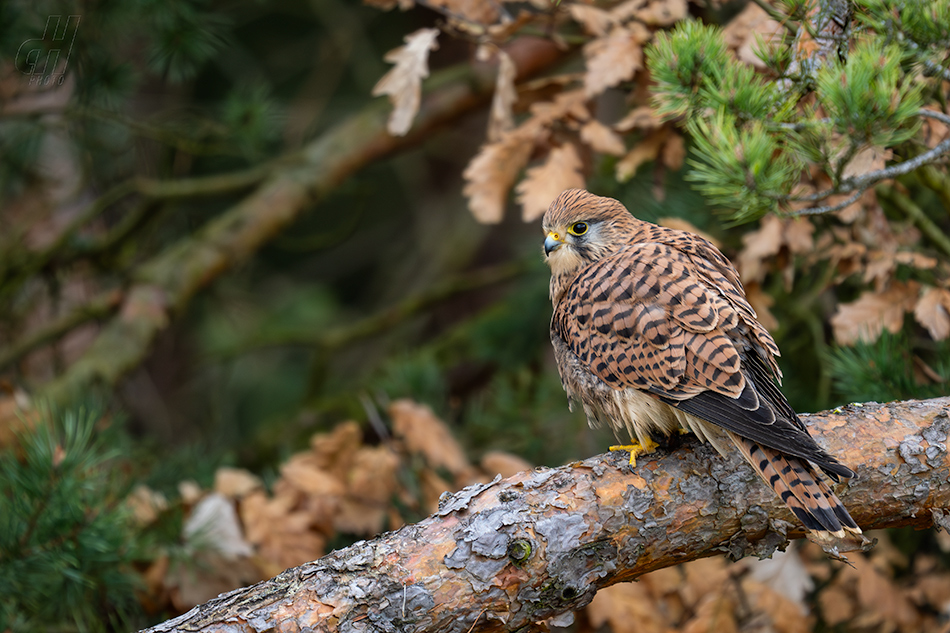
0 409 159 632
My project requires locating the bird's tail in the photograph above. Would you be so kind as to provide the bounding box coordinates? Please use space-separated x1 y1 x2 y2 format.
728 432 866 550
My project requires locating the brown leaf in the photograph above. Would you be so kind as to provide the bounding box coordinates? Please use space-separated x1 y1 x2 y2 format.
737 214 784 284
280 453 347 497
126 484 168 526
587 582 668 633
390 399 473 479
214 467 263 499
842 145 892 180
480 450 532 478
721 3 784 68
615 105 661 132
831 280 920 345
682 591 738 633
745 283 779 332
487 49 517 142
817 583 855 627
661 131 685 171
371 28 440 136
914 286 950 341
569 4 616 37
851 557 921 630
310 420 363 477
363 0 414 11
616 127 668 181
239 490 325 576
516 143 585 222
583 25 646 97
463 123 540 223
333 445 401 535
428 0 498 24
635 0 687 26
580 119 626 156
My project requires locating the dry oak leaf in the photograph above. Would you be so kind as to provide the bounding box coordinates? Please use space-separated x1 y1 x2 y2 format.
586 581 669 633
363 0 414 11
240 489 325 576
580 118 626 156
390 398 473 479
831 280 920 345
463 123 541 224
487 48 517 142
721 2 784 68
569 3 616 37
480 450 533 478
616 126 668 181
583 23 649 97
280 452 347 497
309 419 363 477
635 0 687 26
516 143 586 222
661 131 686 171
615 105 661 133
372 28 440 136
842 145 892 180
214 466 263 499
914 286 950 341
333 445 401 535
744 282 779 332
428 0 499 25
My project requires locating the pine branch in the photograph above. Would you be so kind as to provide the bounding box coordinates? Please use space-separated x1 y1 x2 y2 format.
788 109 950 215
140 396 950 633
36 38 566 405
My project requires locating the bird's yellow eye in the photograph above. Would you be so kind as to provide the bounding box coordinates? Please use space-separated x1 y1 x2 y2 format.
568 222 588 236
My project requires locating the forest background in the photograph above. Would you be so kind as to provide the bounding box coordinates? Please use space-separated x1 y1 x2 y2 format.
2 0 950 631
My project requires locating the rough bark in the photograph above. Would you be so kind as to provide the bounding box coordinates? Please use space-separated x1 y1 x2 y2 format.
142 397 950 633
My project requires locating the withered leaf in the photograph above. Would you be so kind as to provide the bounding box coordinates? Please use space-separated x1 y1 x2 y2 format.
516 143 585 222
830 280 920 345
583 25 646 97
580 118 626 156
914 286 950 341
372 28 440 136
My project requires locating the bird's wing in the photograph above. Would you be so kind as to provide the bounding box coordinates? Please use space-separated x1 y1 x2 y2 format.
552 240 853 477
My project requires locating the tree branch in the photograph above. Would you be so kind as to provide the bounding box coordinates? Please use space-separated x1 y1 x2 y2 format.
141 396 950 633
36 38 565 404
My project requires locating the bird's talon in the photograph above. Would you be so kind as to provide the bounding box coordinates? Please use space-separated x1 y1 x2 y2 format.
609 436 659 466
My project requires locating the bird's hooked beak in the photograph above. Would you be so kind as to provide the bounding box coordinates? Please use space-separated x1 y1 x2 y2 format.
544 231 564 256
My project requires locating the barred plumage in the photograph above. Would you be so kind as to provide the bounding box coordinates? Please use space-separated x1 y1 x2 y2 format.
542 189 864 549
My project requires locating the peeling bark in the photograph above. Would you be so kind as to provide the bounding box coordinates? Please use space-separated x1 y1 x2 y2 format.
142 397 950 633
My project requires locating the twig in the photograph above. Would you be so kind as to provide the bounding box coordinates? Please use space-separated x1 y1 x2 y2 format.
789 189 864 216
781 110 950 209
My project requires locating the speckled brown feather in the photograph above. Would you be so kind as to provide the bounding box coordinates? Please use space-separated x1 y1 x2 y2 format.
542 189 862 546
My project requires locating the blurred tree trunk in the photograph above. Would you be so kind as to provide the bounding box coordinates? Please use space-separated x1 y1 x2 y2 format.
142 396 950 633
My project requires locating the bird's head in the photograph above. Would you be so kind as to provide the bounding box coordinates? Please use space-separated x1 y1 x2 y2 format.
541 189 637 277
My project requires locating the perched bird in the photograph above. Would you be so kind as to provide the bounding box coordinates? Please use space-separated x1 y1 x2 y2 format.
542 189 864 550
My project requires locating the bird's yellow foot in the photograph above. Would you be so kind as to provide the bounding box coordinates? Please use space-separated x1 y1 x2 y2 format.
609 436 659 467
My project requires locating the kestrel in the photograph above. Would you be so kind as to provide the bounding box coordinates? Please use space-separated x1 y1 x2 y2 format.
542 189 863 548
